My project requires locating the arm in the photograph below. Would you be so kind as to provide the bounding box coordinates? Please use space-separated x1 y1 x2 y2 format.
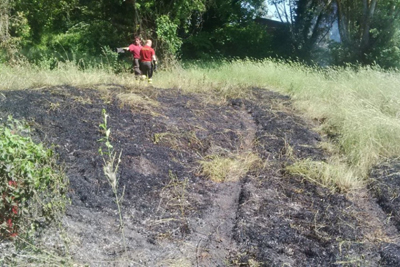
116 47 130 53
152 54 158 72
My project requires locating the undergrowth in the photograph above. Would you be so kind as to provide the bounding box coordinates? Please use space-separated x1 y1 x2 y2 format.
0 116 68 239
0 116 70 265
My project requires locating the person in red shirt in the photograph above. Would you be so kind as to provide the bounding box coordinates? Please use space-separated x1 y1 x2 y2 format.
140 40 157 83
128 37 142 77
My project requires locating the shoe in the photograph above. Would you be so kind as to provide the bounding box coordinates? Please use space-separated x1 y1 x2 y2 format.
148 79 152 84
141 75 146 81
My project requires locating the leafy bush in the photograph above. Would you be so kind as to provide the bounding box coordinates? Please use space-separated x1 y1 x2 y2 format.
156 15 183 60
181 21 272 60
0 116 68 239
101 46 126 74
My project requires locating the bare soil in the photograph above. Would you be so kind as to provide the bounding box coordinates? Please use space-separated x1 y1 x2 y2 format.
1 85 400 266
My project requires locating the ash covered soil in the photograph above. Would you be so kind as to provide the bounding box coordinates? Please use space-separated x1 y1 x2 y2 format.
1 85 400 266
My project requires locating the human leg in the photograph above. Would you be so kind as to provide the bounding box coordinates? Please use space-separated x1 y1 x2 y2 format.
141 61 152 81
133 58 141 76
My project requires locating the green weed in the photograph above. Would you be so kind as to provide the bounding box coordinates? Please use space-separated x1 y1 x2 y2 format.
98 109 126 252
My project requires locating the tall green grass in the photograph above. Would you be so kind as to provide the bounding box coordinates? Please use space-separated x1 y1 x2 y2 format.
1 58 400 191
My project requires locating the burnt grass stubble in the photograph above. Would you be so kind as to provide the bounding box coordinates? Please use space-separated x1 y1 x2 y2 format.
1 85 400 266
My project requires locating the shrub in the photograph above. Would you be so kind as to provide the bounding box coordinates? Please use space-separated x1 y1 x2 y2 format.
0 116 68 239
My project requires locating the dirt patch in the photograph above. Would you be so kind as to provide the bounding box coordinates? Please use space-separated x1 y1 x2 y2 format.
369 158 400 265
1 85 400 266
370 159 400 231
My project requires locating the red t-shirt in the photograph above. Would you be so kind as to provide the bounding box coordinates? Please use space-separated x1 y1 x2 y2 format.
140 45 155 62
128 44 142 59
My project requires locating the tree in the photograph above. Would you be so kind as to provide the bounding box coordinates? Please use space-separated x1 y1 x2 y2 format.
135 0 207 59
181 0 270 59
3 0 276 62
268 0 336 63
334 0 400 67
293 0 336 61
1 0 31 63
0 0 11 44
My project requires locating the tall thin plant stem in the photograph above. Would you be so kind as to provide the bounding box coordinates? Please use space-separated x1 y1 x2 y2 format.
99 109 126 252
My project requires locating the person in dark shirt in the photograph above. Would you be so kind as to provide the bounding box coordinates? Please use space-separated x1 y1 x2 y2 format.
140 40 157 83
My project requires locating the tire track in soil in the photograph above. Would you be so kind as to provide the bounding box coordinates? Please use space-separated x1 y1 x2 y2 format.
190 108 257 266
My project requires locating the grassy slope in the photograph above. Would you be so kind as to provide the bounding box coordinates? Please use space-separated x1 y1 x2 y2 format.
157 60 400 191
1 59 400 191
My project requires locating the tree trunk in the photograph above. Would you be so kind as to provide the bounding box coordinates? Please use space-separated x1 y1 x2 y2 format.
336 0 349 46
360 0 377 58
0 0 10 43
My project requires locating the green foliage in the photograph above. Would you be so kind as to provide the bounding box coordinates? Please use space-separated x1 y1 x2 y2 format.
292 0 336 63
4 0 274 65
333 0 400 67
101 46 125 73
181 32 215 59
5 0 400 67
182 23 272 59
10 0 130 60
98 109 114 157
9 12 31 41
156 15 182 58
0 116 68 239
182 0 271 60
219 22 273 58
0 6 31 63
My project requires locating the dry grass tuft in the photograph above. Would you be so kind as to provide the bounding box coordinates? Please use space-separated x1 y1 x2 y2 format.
285 158 364 192
117 92 159 113
158 258 192 267
199 152 263 183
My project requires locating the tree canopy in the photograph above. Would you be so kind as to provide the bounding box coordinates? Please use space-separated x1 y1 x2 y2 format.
1 0 400 68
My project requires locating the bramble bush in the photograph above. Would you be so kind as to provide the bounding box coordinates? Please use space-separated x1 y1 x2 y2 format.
0 116 68 239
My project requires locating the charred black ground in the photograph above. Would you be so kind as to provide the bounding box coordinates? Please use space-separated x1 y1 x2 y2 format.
1 85 400 266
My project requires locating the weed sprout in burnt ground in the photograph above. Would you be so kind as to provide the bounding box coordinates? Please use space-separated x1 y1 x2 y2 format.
98 109 126 252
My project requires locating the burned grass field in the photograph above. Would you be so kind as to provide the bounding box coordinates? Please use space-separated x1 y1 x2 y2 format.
1 85 400 266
